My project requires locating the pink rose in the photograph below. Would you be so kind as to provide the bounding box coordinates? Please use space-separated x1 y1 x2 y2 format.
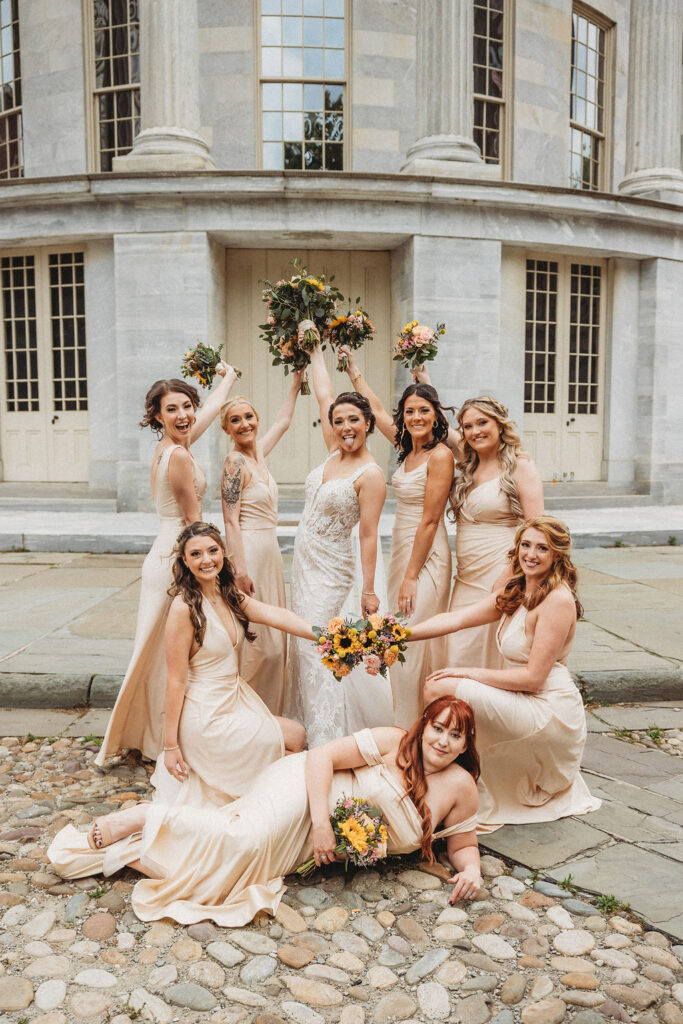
365 654 381 676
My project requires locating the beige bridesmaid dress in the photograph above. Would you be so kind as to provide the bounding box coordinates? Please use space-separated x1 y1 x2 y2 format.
150 598 285 810
447 476 521 670
48 730 477 927
387 454 453 728
456 603 600 834
96 445 206 765
235 466 287 715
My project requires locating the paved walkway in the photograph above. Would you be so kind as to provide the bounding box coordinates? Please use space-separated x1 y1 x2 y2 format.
0 546 681 708
0 705 682 1023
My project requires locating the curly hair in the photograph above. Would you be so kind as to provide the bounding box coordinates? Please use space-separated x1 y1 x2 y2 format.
449 396 524 522
140 379 201 436
495 516 583 619
168 522 255 647
393 384 455 465
328 391 376 435
396 696 479 863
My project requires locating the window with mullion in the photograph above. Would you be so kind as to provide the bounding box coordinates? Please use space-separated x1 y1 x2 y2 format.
92 0 140 171
473 0 505 166
568 8 606 190
260 0 345 171
0 0 23 179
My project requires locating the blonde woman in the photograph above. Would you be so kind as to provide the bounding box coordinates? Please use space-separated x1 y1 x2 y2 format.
220 370 304 714
409 517 600 833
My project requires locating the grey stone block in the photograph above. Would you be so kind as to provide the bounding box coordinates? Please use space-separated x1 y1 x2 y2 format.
0 672 90 708
0 534 26 551
576 669 683 703
89 675 123 708
480 817 609 870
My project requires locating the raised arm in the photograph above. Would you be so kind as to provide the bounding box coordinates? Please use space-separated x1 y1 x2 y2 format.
221 452 253 595
309 343 337 451
163 597 195 783
357 467 387 617
397 447 453 617
241 595 316 641
167 448 202 525
407 592 501 641
305 727 403 866
342 349 397 444
515 456 544 519
190 362 239 443
259 368 306 456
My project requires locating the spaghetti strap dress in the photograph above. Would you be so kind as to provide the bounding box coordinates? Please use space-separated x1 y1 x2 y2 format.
96 445 206 764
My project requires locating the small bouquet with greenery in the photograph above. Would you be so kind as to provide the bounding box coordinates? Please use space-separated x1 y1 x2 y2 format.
326 305 375 372
181 343 239 389
296 795 389 876
313 615 371 680
393 320 446 371
260 261 344 394
363 613 411 676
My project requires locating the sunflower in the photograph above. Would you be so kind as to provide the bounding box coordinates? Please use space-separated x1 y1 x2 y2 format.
339 818 368 853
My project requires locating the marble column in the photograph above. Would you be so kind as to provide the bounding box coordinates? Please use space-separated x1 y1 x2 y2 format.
618 0 683 202
113 0 214 172
402 0 493 177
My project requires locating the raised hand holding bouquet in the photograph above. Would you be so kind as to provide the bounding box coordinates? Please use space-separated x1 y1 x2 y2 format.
364 613 411 676
314 613 410 680
326 305 374 372
260 262 343 394
297 796 388 876
393 320 446 372
181 343 241 389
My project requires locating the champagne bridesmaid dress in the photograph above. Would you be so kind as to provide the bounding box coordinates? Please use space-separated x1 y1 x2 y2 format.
456 603 600 834
387 453 453 728
48 729 478 927
447 476 521 670
235 466 287 715
96 445 206 765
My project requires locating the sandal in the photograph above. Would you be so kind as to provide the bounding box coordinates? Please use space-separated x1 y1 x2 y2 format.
87 817 114 850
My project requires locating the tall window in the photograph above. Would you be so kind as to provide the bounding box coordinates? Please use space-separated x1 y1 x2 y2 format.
1 255 37 411
92 0 140 171
473 0 506 166
49 253 88 412
569 7 607 190
260 0 345 171
524 260 558 414
0 0 23 178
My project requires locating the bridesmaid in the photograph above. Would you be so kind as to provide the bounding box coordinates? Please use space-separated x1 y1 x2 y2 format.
408 517 600 833
220 369 305 714
48 696 483 922
97 365 238 766
446 396 543 670
342 350 454 727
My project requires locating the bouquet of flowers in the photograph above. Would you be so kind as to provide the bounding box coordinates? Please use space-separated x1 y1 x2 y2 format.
313 616 370 680
325 305 375 372
260 262 343 394
181 343 239 389
296 796 388 876
393 320 446 371
363 613 411 677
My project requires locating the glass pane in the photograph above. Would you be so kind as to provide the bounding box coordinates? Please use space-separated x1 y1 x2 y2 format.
262 111 282 139
324 142 342 170
325 110 343 141
304 141 322 168
283 82 303 109
324 47 343 77
283 0 301 12
263 141 282 168
304 16 323 45
283 47 302 75
325 83 343 109
262 82 282 109
284 140 302 167
324 17 344 46
304 110 323 139
325 0 344 15
304 82 322 108
261 15 282 44
304 47 323 76
283 16 301 44
261 0 280 12
283 110 302 138
262 47 281 75
304 0 323 11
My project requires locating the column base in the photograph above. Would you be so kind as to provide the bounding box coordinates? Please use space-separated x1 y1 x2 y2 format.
113 127 215 172
401 133 499 178
618 167 683 204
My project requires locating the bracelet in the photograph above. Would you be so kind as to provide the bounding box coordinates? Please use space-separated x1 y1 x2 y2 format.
361 590 376 596
350 374 362 385
163 745 179 751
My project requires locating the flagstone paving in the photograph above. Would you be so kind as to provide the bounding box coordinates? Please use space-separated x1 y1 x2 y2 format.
1 706 683 1023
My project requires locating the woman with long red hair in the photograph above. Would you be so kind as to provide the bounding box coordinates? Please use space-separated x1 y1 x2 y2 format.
407 516 601 833
48 697 482 925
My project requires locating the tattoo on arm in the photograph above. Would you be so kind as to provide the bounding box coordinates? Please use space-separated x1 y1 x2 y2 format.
221 454 244 509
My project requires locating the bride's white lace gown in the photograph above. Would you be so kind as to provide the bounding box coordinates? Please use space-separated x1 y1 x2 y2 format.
287 452 388 746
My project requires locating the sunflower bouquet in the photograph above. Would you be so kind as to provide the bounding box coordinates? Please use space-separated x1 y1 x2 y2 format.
393 320 446 371
312 616 370 680
296 796 388 876
325 305 375 372
363 613 411 676
260 261 344 394
181 342 236 389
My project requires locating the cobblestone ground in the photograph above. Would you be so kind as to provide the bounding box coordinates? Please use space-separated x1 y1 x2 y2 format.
1 735 683 1024
605 730 683 759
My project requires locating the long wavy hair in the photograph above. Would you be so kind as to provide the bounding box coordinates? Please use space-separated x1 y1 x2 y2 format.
140 378 201 437
449 396 524 521
393 384 455 465
396 697 479 863
495 516 583 619
168 522 255 647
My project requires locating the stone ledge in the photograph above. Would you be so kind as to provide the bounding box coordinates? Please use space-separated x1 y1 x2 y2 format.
577 669 683 704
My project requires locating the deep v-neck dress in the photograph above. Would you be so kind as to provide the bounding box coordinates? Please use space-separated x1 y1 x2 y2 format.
236 463 287 714
447 474 522 670
455 603 600 833
97 444 207 765
287 452 385 746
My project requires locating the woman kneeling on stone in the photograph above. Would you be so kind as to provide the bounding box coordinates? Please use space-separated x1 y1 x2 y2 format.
48 697 482 926
407 516 601 833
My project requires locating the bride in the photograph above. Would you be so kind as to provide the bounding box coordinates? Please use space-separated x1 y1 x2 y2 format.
286 341 390 746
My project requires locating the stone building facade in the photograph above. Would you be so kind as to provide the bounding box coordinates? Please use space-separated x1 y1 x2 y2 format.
0 0 681 508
